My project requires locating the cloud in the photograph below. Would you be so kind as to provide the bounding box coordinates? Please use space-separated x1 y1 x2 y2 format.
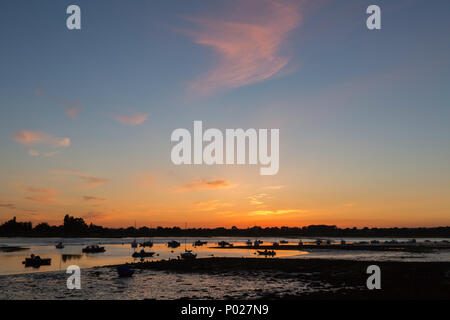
13 130 70 148
183 0 301 94
25 187 56 194
83 196 107 202
248 193 270 205
24 196 54 203
177 179 233 191
193 199 232 211
28 149 59 158
66 106 81 119
28 149 39 157
82 211 104 219
43 151 59 158
0 203 16 210
263 185 285 190
34 88 82 119
0 203 37 214
113 111 148 126
345 202 356 207
248 209 308 216
19 186 56 203
53 170 110 187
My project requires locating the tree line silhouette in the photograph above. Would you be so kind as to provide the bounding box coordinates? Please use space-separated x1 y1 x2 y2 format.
0 215 449 238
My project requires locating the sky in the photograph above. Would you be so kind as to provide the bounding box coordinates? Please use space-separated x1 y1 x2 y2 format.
0 0 449 228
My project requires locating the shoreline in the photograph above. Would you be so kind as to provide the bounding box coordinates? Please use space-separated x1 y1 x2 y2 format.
121 257 450 299
212 243 450 252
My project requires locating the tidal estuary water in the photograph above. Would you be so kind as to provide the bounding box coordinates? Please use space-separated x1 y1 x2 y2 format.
0 237 449 299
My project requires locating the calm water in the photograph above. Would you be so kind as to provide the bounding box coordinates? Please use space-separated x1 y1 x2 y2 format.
1 237 449 276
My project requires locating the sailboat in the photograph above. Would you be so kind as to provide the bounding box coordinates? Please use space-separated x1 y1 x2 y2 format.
131 221 138 248
140 225 153 248
180 223 197 260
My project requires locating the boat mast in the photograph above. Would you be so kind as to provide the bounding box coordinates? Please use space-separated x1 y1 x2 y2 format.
184 222 187 250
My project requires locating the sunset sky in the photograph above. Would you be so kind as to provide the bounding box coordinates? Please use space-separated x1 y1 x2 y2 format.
1 0 449 228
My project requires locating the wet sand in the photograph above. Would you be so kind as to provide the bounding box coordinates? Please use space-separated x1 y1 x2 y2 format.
127 257 450 299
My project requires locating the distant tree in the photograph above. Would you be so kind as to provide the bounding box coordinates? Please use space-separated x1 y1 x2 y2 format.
63 214 88 235
34 222 52 234
0 217 32 235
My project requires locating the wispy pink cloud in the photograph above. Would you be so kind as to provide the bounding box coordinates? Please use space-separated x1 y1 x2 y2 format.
25 187 57 195
177 179 233 192
248 209 309 216
35 88 82 119
113 111 148 126
24 196 54 203
66 106 81 119
13 130 70 148
183 0 301 94
83 196 107 202
82 211 105 219
0 203 16 210
53 170 110 187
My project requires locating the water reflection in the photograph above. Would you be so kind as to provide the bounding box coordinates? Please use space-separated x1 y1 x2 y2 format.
61 254 82 263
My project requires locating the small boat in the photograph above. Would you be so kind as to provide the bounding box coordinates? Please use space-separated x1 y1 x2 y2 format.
280 240 288 244
180 249 197 260
168 240 180 248
254 240 263 247
22 254 51 267
82 245 106 253
140 241 153 248
132 249 155 258
131 239 138 248
218 241 231 248
194 240 207 246
55 242 64 249
245 240 253 246
117 265 134 277
257 249 276 257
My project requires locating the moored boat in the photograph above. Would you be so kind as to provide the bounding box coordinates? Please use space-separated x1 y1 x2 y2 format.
168 240 180 248
22 254 51 267
194 240 207 246
140 240 153 248
55 241 64 249
254 240 263 247
218 241 231 247
132 249 155 258
257 249 276 257
82 245 106 253
180 249 197 260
